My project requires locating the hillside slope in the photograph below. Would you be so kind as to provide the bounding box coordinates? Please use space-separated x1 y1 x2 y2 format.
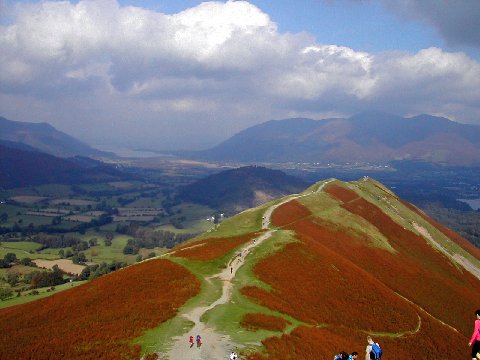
0 178 478 359
178 166 308 214
0 144 124 188
194 111 480 165
0 116 111 158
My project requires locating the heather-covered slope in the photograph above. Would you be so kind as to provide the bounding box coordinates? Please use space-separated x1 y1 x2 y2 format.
1 178 478 359
0 259 200 359
164 178 479 359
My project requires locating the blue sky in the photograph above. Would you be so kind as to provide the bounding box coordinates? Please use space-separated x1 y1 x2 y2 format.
1 0 480 150
118 0 476 57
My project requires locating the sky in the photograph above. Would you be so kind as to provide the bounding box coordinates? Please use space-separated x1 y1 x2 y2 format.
1 0 480 150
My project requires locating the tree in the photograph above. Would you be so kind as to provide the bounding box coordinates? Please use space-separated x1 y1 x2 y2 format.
4 253 17 264
105 232 114 246
0 212 8 223
20 257 32 266
72 252 86 265
0 288 13 301
6 272 19 287
58 249 65 258
51 216 62 225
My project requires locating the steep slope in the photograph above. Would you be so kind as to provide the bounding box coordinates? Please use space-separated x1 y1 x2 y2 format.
0 144 124 188
0 178 478 359
178 166 308 213
193 111 480 165
0 116 111 158
0 259 200 359
167 178 479 359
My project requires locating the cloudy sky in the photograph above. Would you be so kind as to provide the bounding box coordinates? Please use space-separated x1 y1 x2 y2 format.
1 0 480 150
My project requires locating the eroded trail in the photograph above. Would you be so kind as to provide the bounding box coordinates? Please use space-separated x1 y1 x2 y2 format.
163 181 332 360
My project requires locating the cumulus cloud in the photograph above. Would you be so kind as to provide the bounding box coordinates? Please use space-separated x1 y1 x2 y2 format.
0 0 480 150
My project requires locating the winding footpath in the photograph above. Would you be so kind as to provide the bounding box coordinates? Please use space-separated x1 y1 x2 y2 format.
163 181 332 360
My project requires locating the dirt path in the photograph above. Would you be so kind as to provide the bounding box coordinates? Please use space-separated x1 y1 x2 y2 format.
163 181 332 360
413 222 480 280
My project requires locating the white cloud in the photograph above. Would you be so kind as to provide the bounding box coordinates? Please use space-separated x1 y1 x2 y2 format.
0 0 480 150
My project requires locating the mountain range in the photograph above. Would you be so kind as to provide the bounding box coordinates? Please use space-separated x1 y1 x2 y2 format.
193 111 480 165
0 116 111 158
1 178 478 358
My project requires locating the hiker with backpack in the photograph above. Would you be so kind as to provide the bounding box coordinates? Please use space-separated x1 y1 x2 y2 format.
349 351 358 360
469 309 480 360
365 336 382 359
334 351 349 360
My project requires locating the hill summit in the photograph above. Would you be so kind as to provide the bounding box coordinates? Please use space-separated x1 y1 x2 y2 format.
178 166 308 214
0 178 478 359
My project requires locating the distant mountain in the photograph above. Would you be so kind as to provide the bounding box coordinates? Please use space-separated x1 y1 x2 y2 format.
178 166 308 213
194 111 480 165
0 144 124 188
0 116 112 158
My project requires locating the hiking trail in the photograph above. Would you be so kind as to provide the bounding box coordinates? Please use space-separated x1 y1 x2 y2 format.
161 181 332 360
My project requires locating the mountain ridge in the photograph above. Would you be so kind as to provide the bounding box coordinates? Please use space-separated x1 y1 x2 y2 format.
192 111 480 165
0 177 477 358
0 116 112 158
0 144 124 188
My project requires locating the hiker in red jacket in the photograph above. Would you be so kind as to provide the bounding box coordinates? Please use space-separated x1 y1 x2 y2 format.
469 309 480 360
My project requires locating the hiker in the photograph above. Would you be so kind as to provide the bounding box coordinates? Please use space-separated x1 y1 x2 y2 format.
189 335 194 348
334 351 348 360
231 266 233 274
469 309 480 360
196 334 202 348
365 336 382 359
349 351 358 360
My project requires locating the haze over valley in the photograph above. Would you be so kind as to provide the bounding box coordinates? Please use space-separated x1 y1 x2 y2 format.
1 1 480 359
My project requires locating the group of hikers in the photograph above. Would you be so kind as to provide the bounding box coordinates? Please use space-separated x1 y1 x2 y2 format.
188 334 202 348
331 311 480 360
334 336 382 360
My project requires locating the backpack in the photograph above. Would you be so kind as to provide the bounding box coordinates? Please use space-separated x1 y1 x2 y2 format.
370 342 382 359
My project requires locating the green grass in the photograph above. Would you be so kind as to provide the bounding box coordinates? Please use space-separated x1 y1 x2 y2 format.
135 260 224 354
0 281 87 309
82 235 133 264
127 196 164 208
1 241 43 252
200 230 304 346
33 184 72 197
194 202 270 240
0 247 58 260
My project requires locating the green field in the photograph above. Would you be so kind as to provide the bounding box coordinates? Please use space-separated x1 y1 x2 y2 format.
0 281 87 309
